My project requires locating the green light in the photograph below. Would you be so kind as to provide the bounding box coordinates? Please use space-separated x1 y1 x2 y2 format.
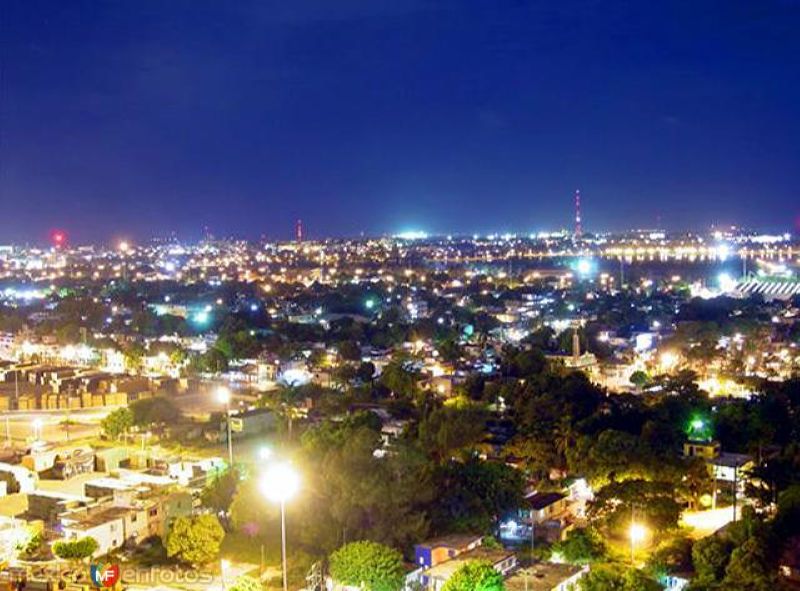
193 311 210 325
365 299 375 309
687 414 712 442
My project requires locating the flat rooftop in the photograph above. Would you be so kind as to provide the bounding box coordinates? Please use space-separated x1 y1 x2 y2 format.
425 547 515 582
61 505 130 530
506 564 586 591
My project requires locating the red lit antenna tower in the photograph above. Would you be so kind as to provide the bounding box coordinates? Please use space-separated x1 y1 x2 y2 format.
574 189 583 238
295 219 303 243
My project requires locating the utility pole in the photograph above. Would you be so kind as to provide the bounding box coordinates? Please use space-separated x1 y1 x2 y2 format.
630 506 635 564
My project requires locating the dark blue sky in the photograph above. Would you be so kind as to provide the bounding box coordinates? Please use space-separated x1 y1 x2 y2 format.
2 0 799 243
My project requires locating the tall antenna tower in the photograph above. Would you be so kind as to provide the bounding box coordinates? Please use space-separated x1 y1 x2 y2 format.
574 189 583 238
295 219 303 243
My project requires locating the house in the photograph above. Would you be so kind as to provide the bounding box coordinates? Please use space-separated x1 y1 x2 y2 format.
221 407 276 441
94 447 130 472
525 492 568 524
165 457 225 488
51 447 95 479
505 564 588 591
59 505 129 556
710 452 754 484
413 534 483 569
0 462 38 493
683 439 753 495
417 546 517 591
26 490 90 523
58 487 192 555
683 440 721 460
83 477 141 500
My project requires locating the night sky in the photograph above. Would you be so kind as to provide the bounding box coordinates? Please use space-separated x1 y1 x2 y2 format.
2 1 799 243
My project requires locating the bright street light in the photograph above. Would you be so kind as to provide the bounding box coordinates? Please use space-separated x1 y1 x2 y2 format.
216 386 231 405
261 462 300 591
261 462 300 503
629 522 647 564
32 419 43 440
659 351 678 372
258 446 273 460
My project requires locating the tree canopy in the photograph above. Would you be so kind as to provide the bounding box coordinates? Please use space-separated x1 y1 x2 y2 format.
328 541 405 591
166 514 225 567
441 561 504 591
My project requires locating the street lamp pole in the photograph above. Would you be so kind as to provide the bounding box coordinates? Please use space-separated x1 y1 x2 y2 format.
280 499 288 591
261 462 300 591
225 400 233 466
216 387 234 466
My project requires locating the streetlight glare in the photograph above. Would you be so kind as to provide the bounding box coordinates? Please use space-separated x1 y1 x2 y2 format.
629 522 647 543
659 351 678 371
261 462 300 503
216 386 231 404
259 446 273 460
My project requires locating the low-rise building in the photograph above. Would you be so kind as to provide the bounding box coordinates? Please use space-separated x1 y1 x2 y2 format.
505 564 588 591
0 462 38 493
417 546 517 591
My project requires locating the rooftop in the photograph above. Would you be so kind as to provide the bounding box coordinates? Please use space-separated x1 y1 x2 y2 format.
506 564 587 591
61 505 130 530
425 547 515 582
415 533 483 550
526 492 566 510
712 452 753 468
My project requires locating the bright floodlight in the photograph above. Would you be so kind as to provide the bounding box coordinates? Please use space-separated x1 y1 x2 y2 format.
259 446 273 460
718 272 736 292
119 241 129 252
660 351 678 370
691 419 705 431
261 462 300 503
216 386 231 405
629 523 647 544
577 259 592 275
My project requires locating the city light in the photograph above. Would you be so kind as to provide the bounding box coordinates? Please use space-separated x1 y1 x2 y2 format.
3 5 799 587
659 351 678 372
718 272 736 292
216 386 231 405
629 522 648 564
260 462 300 503
575 258 594 275
629 522 647 544
261 462 300 591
